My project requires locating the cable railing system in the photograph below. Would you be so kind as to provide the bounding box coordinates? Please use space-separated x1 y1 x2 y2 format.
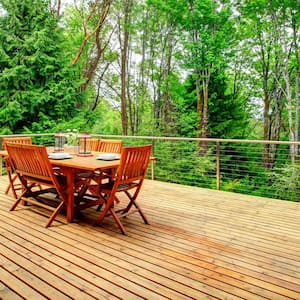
1 133 300 202
96 135 300 202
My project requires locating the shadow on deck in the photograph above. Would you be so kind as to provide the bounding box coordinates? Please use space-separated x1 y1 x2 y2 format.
0 176 299 299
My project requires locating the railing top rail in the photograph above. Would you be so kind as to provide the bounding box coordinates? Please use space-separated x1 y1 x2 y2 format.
1 133 300 146
0 133 53 138
94 134 300 146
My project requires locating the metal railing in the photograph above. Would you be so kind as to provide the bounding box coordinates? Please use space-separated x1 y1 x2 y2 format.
1 133 300 202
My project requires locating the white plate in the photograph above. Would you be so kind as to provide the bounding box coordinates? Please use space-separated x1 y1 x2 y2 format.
48 152 72 160
96 153 120 161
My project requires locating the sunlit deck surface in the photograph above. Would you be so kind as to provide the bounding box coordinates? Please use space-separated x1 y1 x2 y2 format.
0 176 299 300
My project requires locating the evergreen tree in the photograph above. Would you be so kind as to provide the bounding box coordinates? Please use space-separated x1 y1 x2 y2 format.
0 0 84 134
208 73 250 139
174 71 250 139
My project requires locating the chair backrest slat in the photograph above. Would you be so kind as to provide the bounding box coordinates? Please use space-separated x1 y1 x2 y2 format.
98 140 123 153
89 139 100 151
117 145 152 184
6 144 57 184
2 137 32 150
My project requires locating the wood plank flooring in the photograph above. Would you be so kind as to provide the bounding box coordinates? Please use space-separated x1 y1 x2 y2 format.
0 176 299 299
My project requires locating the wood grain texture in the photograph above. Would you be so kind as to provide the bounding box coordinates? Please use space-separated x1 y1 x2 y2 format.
0 176 299 299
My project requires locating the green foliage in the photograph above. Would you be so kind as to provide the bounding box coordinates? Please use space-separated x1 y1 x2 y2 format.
65 129 79 145
177 0 234 72
157 73 197 137
153 140 216 188
208 74 250 139
90 105 122 135
0 0 85 134
222 179 243 193
175 71 251 139
271 164 300 202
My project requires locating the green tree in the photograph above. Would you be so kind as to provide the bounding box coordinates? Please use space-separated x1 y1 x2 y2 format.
173 71 250 139
178 0 234 141
0 0 84 134
237 0 300 167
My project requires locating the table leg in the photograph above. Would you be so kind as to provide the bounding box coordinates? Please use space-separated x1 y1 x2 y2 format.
60 167 75 223
0 156 3 176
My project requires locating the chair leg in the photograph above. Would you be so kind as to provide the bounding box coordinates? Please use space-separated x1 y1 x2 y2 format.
94 195 127 234
109 208 127 235
6 173 19 199
10 192 26 211
5 182 11 194
10 186 65 227
46 201 65 227
132 200 149 224
123 191 149 224
94 194 110 223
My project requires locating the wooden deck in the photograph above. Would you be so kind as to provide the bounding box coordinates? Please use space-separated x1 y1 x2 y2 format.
0 176 299 300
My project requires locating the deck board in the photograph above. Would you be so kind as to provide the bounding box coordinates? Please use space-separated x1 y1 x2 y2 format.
0 176 299 299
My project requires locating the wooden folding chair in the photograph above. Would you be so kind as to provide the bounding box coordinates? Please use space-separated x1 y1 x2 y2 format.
2 137 32 199
95 144 152 235
6 144 68 227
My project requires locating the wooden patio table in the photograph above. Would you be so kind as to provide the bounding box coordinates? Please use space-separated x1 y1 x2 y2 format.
0 149 120 223
49 153 121 223
0 148 156 224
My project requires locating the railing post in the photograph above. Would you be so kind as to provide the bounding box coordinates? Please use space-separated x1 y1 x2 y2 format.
216 141 220 190
151 138 155 180
0 157 2 176
0 138 2 176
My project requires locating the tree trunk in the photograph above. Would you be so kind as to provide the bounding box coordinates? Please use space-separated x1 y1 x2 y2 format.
292 10 299 161
161 30 174 135
263 94 271 168
49 0 61 16
119 0 132 135
195 68 210 154
71 0 111 66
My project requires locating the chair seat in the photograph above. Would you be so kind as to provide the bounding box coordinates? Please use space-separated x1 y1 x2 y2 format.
101 181 139 192
22 171 67 186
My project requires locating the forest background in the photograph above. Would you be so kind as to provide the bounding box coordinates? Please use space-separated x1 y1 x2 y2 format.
0 0 299 200
0 0 299 142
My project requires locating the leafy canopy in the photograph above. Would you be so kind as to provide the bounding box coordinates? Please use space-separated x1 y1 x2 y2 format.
0 0 85 134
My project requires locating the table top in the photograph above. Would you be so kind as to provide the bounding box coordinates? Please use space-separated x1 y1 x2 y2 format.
0 148 155 173
0 149 120 172
50 153 120 172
